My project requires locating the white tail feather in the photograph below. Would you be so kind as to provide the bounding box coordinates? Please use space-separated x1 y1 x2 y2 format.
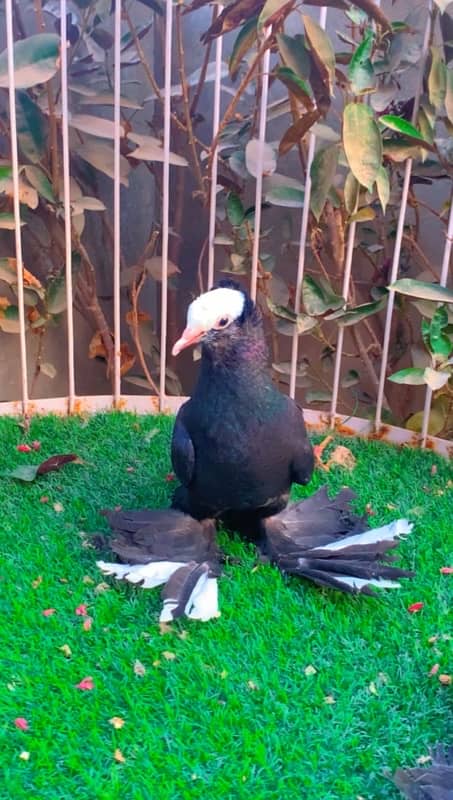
188 577 220 621
329 575 401 591
96 560 185 589
311 519 413 554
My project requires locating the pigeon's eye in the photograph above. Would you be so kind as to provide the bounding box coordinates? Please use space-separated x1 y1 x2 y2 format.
214 316 231 330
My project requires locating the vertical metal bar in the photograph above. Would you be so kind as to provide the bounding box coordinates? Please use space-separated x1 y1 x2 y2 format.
420 194 453 446
330 1 382 423
375 3 432 430
60 0 76 412
250 27 271 303
289 6 327 399
329 221 357 420
113 0 122 406
159 0 173 409
207 5 224 290
5 0 29 410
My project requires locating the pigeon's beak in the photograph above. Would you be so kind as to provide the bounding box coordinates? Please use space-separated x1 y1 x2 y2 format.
172 325 205 356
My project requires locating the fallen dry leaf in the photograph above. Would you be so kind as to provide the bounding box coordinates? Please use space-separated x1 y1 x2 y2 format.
438 674 451 685
158 621 172 636
94 582 110 594
53 502 64 513
133 659 146 676
416 754 432 765
304 665 317 677
40 495 49 503
324 695 336 704
313 435 334 471
162 651 176 661
165 472 176 482
408 602 424 613
17 444 32 453
75 604 88 617
152 659 161 667
428 663 440 676
14 718 29 731
440 566 453 575
59 644 72 658
114 748 126 763
19 751 30 761
177 630 189 641
83 575 95 585
31 576 43 589
42 608 56 617
430 465 437 476
365 503 376 516
31 441 41 451
368 681 378 695
220 670 228 680
247 680 258 691
75 676 94 691
109 716 125 730
82 617 93 631
326 445 356 471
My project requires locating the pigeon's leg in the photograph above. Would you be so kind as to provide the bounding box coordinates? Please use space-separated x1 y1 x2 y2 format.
171 485 215 521
221 497 288 552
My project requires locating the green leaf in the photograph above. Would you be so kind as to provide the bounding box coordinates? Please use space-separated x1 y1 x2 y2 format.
263 174 305 208
343 104 382 190
428 47 446 112
23 166 55 203
0 304 21 333
0 34 60 89
445 68 453 126
423 367 450 391
275 67 314 109
389 279 453 303
46 274 67 315
70 115 125 140
326 296 387 326
375 165 390 214
388 367 426 385
276 33 310 79
383 141 421 162
16 91 47 164
428 306 452 359
405 408 445 436
348 30 375 95
303 274 343 316
344 171 360 215
379 114 433 149
310 144 339 221
227 193 245 226
74 141 130 187
341 369 360 388
229 18 258 80
349 206 375 223
2 465 39 481
302 15 336 95
305 390 332 403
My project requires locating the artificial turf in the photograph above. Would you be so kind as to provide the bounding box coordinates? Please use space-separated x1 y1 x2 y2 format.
0 412 451 800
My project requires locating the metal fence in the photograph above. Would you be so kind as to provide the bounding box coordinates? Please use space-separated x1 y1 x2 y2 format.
0 0 451 457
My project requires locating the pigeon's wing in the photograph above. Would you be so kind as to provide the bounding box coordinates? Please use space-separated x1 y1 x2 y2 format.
288 402 315 486
391 745 453 800
171 402 195 487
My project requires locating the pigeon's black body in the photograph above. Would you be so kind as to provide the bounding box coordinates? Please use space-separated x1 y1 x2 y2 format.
391 744 453 800
171 282 314 533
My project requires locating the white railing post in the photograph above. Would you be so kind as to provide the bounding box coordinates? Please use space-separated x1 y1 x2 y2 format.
207 6 224 290
159 0 173 410
375 3 433 430
113 0 122 407
5 0 29 412
60 0 76 412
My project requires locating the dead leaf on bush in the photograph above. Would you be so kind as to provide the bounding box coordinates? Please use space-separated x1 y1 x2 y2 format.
3 453 80 482
125 309 151 325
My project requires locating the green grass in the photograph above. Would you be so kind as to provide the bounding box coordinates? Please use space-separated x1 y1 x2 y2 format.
0 412 451 800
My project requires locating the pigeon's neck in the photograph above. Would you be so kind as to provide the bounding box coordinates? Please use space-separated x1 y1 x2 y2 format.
197 324 270 392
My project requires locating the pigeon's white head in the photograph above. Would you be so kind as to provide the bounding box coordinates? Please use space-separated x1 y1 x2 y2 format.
172 285 246 356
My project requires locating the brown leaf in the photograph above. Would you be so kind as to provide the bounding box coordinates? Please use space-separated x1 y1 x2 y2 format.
88 331 107 360
324 694 336 704
279 111 321 156
53 502 64 513
119 343 136 376
31 575 43 589
133 659 146 676
109 716 125 730
125 309 151 326
114 748 126 763
59 644 72 658
247 680 258 690
94 582 110 594
438 674 451 685
82 575 95 585
0 296 10 310
37 454 80 476
304 665 317 676
159 621 173 636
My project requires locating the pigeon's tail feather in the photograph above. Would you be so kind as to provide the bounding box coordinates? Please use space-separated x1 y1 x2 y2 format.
264 489 414 595
96 559 184 589
391 744 453 799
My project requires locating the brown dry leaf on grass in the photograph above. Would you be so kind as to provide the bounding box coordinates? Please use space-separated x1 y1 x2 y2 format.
133 659 146 676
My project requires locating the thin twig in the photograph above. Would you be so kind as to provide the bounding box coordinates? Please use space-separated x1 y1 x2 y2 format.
190 8 215 118
402 233 438 278
128 269 159 395
34 0 59 192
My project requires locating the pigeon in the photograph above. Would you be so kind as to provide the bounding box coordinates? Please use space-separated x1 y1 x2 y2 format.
170 279 314 537
96 509 221 622
261 486 414 594
391 744 453 800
